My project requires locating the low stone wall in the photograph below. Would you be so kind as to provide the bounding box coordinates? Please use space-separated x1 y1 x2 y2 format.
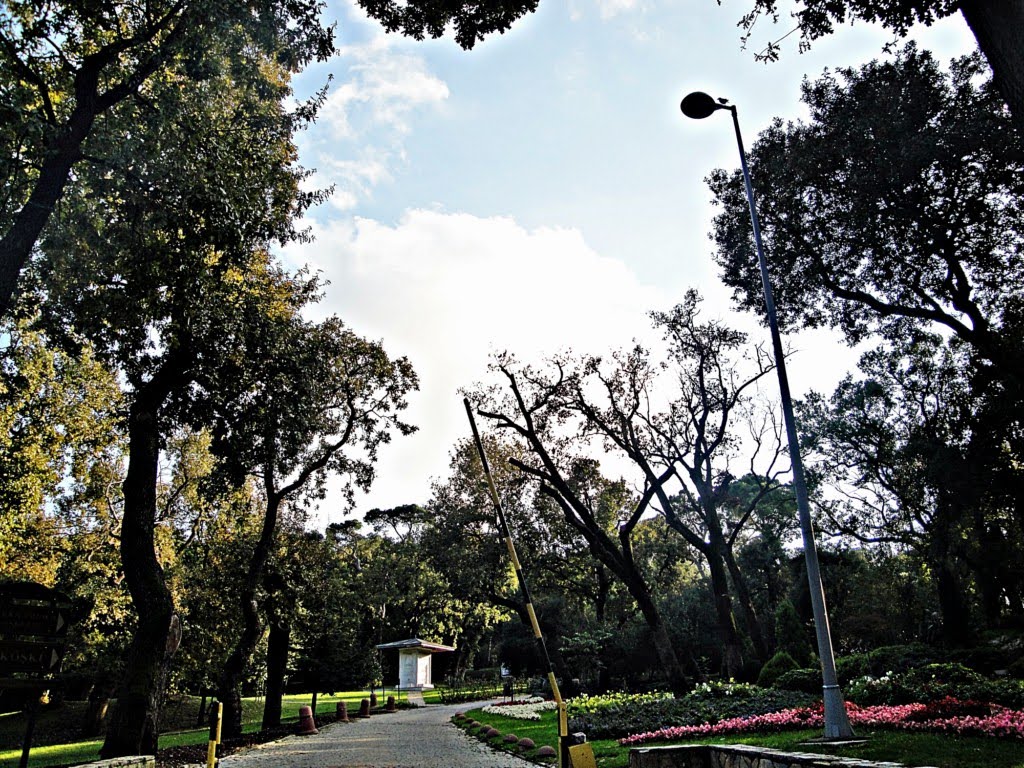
75 757 155 768
629 743 936 768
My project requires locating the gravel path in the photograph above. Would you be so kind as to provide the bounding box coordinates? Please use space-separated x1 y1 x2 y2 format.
217 702 536 768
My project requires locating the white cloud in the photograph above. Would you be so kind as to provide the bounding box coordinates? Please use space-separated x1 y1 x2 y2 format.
325 40 450 139
284 209 667 521
596 0 642 19
299 36 449 210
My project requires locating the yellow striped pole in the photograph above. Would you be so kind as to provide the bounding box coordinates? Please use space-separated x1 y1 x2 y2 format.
464 398 570 768
206 702 222 768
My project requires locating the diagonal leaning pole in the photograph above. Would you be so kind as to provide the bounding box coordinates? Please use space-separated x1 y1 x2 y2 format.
464 398 571 768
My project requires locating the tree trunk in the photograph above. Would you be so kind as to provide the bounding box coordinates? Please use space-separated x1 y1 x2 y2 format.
723 545 770 663
0 109 95 317
960 0 1024 137
262 619 290 730
81 673 116 738
623 571 689 695
218 493 282 739
929 509 973 647
594 564 610 623
704 548 745 679
935 559 973 647
100 396 175 757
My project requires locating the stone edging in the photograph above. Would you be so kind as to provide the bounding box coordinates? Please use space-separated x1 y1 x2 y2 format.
629 743 940 768
75 757 155 768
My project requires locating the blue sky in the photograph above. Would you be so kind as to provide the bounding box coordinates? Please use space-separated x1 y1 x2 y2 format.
279 0 976 523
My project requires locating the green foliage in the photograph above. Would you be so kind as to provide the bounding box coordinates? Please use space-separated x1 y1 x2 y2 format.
437 680 505 704
834 643 943 684
772 601 811 666
773 668 822 694
710 45 1024 381
845 663 1024 708
756 652 800 688
356 0 539 49
569 691 673 714
566 683 816 739
0 319 123 584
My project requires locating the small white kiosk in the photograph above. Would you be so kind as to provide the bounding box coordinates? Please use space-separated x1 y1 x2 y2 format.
376 638 455 690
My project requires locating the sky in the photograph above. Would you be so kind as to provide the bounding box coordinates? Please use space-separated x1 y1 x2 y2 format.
278 0 977 527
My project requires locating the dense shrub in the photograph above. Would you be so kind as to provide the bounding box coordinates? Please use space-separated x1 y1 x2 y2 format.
438 681 502 704
567 684 815 739
846 663 1024 708
774 668 822 694
835 644 942 683
946 645 1018 676
774 600 813 666
757 652 800 688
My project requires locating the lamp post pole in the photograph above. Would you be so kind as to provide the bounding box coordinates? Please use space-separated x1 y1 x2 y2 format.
680 92 853 739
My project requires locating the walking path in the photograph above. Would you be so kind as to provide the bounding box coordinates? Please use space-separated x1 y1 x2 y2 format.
217 701 535 768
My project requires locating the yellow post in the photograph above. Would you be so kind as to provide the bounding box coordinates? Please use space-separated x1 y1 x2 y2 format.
465 399 573 767
206 702 222 768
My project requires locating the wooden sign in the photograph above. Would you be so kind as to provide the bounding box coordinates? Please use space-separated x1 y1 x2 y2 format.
0 582 72 683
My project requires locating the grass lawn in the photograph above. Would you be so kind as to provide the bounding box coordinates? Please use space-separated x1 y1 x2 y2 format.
459 706 1024 768
0 689 402 768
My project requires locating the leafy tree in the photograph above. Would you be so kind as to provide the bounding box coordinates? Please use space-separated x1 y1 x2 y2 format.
354 1 1024 134
425 435 609 683
209 313 417 738
474 361 693 693
29 20 324 750
800 329 1024 642
501 293 788 676
710 45 1024 394
169 455 264 705
732 0 1024 135
0 318 123 582
0 0 333 316
798 329 1024 643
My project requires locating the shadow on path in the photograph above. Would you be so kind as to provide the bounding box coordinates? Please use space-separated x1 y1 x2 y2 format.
218 701 536 768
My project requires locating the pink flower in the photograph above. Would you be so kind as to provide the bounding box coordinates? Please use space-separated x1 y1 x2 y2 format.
618 698 1024 746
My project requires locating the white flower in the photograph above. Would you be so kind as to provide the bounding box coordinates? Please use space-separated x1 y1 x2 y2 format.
481 700 558 721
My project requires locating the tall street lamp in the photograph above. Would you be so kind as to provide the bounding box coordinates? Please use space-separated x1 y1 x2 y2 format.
680 91 853 739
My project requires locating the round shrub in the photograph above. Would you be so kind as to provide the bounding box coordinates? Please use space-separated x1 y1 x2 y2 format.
485 728 501 737
864 644 942 679
504 733 519 743
757 651 800 688
536 745 557 758
517 737 536 750
775 668 822 694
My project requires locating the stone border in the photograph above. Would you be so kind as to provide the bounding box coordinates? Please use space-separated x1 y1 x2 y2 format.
629 743 939 768
75 757 154 768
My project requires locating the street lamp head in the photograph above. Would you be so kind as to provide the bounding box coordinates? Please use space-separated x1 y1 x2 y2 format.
680 91 728 120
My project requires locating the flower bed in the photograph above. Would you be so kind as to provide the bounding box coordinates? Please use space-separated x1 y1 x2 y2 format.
568 685 816 740
620 697 1024 746
481 699 558 721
